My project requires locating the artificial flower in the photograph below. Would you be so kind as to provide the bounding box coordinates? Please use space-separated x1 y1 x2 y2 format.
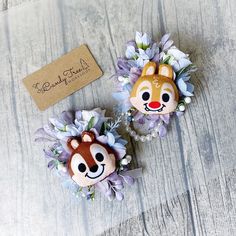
112 32 196 138
36 109 141 201
135 32 151 49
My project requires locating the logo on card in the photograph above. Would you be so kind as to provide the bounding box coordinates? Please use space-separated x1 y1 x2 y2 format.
32 59 90 94
23 45 103 110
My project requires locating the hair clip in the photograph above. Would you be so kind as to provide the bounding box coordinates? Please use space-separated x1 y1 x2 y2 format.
35 108 142 201
113 32 196 141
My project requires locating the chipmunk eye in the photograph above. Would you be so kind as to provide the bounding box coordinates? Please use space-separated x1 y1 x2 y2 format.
78 163 86 172
142 92 150 101
162 93 170 102
95 153 104 162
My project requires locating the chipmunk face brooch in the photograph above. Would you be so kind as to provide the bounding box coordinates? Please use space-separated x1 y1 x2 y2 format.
36 108 142 201
67 131 116 187
113 32 196 140
130 62 179 115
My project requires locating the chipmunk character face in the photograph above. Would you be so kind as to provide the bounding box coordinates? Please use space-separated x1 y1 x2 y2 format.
67 131 116 187
130 62 179 115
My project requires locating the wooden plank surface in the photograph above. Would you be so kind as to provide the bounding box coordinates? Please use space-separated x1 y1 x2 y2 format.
0 0 235 235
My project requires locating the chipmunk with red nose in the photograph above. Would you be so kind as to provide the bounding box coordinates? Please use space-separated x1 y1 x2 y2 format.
67 131 116 187
130 62 179 115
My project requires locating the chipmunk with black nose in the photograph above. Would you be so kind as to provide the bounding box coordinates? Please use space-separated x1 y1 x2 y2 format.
67 131 116 187
130 62 179 115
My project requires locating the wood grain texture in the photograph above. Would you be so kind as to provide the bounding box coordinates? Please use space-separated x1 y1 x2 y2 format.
0 0 37 11
0 0 235 235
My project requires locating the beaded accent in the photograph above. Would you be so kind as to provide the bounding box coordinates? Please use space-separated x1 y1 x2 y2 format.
121 113 163 142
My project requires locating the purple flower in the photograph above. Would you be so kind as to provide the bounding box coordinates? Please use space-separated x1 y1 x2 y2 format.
116 58 132 76
129 67 142 84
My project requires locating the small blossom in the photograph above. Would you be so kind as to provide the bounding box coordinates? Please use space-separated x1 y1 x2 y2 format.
125 45 137 59
176 72 194 96
166 46 192 72
135 32 151 49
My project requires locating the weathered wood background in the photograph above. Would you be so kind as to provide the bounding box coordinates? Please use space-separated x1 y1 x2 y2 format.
0 0 236 235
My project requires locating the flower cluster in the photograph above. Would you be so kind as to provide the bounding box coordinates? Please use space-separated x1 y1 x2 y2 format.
35 108 141 201
113 32 196 137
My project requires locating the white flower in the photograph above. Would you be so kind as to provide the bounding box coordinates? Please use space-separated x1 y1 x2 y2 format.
135 32 143 48
145 43 158 58
82 108 105 124
166 46 192 72
125 45 137 59
167 46 188 60
138 48 150 60
135 32 151 49
142 33 151 48
118 76 130 86
138 43 157 60
135 57 149 68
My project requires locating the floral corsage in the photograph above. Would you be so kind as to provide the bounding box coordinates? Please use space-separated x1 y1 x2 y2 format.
35 108 142 201
113 32 196 141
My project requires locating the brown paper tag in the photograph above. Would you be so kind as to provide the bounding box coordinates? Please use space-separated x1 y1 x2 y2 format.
23 45 103 110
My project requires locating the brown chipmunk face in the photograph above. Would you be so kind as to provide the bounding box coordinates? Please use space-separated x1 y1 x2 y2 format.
67 131 116 187
130 62 179 115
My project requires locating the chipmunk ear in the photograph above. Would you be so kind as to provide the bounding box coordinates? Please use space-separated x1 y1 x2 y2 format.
68 138 80 150
158 64 174 80
81 131 95 142
141 62 157 76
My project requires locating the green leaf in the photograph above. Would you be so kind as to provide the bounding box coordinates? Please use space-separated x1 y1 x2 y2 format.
91 191 95 201
161 55 171 64
100 122 108 135
87 116 95 130
176 64 195 77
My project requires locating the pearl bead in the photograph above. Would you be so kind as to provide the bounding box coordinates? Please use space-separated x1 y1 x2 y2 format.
184 97 191 104
120 158 128 165
179 104 185 111
118 76 124 82
126 126 131 132
151 131 158 137
57 163 67 173
146 134 152 141
134 135 140 141
154 126 159 132
140 136 146 142
130 130 136 136
125 155 132 163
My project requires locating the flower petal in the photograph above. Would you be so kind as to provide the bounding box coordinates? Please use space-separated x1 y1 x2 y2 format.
163 40 174 51
161 33 171 45
168 46 188 60
61 111 74 124
159 125 167 138
97 135 108 144
107 132 115 146
125 45 137 59
115 191 124 201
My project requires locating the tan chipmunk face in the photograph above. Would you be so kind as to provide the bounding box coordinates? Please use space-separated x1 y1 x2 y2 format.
130 62 179 115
